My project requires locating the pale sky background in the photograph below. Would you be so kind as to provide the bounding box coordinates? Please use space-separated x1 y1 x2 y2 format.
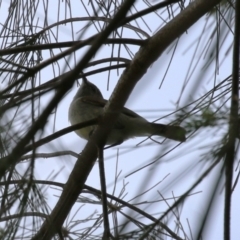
1 0 239 239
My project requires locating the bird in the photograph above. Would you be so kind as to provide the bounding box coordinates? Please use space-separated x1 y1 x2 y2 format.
68 78 186 147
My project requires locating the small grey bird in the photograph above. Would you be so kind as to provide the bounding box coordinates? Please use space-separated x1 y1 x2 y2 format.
68 78 186 146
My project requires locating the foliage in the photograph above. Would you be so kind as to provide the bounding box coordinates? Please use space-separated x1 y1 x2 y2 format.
0 0 238 239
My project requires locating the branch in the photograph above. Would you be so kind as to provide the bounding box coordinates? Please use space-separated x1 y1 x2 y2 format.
31 1 136 239
224 1 240 239
29 0 223 239
0 180 183 240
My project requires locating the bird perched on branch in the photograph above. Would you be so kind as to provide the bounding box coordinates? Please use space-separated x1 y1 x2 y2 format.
68 78 186 147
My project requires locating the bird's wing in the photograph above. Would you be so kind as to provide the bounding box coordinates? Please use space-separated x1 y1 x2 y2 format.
80 96 143 119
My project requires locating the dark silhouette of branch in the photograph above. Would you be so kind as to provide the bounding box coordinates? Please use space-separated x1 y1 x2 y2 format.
224 1 240 240
32 0 222 239
0 39 144 57
0 179 183 240
0 0 233 239
31 1 137 239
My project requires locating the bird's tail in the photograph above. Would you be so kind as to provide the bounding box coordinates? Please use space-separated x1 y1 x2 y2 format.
151 123 186 142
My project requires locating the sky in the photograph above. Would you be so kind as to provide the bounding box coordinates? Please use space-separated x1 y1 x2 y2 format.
0 0 239 239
